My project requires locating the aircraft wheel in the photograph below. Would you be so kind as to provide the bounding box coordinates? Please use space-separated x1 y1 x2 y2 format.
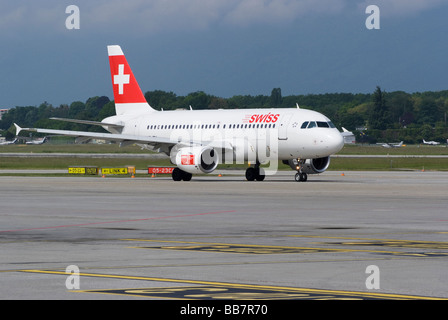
172 168 183 181
302 172 308 182
182 171 192 181
295 172 308 182
245 167 256 181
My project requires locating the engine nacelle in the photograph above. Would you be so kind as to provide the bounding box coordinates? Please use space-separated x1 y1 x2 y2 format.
285 156 330 174
175 146 219 174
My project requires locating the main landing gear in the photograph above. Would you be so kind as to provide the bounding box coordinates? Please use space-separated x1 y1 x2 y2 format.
172 167 192 181
245 162 265 181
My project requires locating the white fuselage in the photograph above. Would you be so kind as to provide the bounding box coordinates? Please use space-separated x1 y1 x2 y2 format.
104 107 344 162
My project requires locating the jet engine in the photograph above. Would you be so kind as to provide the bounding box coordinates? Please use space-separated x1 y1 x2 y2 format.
301 156 330 174
286 156 330 174
175 146 219 174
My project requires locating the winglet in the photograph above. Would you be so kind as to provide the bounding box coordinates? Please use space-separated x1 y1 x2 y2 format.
14 123 22 135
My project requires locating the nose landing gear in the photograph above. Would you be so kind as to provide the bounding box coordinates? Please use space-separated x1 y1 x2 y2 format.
295 171 308 182
292 158 307 182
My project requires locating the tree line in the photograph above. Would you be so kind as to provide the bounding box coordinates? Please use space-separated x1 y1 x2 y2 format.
1 87 448 143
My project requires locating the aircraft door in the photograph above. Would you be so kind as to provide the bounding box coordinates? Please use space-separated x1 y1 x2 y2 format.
278 113 293 140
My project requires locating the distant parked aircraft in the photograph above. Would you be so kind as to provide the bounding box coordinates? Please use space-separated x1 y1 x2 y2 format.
341 127 355 144
379 141 403 148
26 137 47 145
422 139 440 145
0 138 17 145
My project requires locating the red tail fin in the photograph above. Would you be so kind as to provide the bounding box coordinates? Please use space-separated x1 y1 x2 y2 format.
107 45 155 114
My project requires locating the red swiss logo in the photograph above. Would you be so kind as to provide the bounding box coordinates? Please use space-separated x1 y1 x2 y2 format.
181 154 195 165
243 113 280 123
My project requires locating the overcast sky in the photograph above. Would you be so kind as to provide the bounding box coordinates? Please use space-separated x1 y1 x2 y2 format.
1 0 448 107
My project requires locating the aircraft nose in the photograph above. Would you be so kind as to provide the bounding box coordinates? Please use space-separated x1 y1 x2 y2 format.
327 131 344 154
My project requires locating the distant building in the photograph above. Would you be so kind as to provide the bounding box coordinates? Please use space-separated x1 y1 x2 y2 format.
0 109 8 120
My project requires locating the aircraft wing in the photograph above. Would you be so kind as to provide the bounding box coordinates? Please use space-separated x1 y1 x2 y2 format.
14 123 233 151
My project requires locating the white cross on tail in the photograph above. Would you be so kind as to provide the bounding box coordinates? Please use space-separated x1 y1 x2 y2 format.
114 64 130 95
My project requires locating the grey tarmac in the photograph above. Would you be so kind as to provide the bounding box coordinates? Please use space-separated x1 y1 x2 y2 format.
1 171 447 299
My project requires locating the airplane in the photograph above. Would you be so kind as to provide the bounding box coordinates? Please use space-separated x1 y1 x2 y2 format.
25 137 47 145
14 45 344 182
379 141 403 148
0 138 17 145
340 127 355 144
422 139 440 145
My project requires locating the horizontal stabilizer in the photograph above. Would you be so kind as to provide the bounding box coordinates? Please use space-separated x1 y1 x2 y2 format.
50 117 124 128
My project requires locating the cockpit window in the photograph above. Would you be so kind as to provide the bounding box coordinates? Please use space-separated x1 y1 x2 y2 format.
301 121 336 129
317 121 329 128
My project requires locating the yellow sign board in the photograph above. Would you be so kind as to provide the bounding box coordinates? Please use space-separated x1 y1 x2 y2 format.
68 167 98 175
101 167 129 175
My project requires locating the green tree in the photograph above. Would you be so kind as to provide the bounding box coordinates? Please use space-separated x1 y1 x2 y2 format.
98 101 116 119
85 96 110 119
145 90 178 110
369 86 390 130
388 91 413 126
68 101 85 118
183 91 211 109
270 88 282 107
418 97 439 125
